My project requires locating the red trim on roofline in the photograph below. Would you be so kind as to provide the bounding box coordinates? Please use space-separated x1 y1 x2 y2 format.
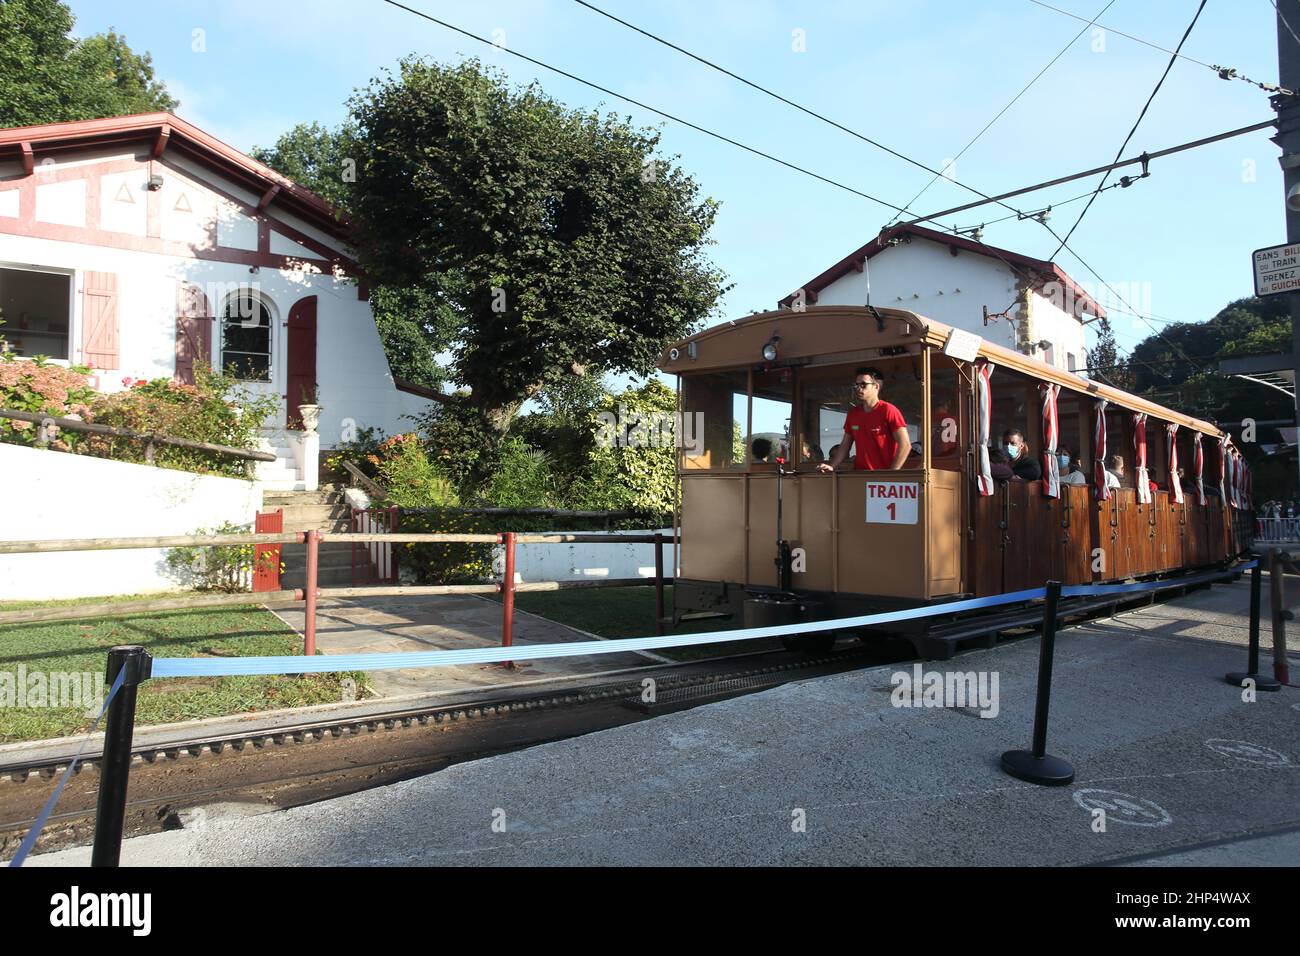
0 112 347 239
777 222 1106 320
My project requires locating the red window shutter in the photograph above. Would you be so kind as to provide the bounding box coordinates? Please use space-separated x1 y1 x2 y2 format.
174 281 212 385
81 271 119 369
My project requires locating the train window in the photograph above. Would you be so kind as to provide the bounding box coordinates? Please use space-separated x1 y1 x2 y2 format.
681 371 748 470
990 368 1037 459
1056 391 1088 469
796 365 854 465
930 357 961 470
752 368 793 464
1146 420 1166 486
877 359 923 461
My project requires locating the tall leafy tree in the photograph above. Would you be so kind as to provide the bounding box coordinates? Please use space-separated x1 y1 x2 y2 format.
0 0 177 127
252 122 453 391
346 58 728 440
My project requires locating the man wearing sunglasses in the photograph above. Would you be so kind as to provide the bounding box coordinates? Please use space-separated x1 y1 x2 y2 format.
816 367 910 472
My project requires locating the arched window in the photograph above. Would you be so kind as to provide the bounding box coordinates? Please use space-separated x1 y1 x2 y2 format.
220 290 272 382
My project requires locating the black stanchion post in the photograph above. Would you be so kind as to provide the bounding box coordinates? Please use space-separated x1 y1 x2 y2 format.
1000 581 1075 786
1226 560 1280 691
91 645 151 867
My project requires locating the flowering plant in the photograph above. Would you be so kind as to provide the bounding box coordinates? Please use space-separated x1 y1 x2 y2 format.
0 354 97 450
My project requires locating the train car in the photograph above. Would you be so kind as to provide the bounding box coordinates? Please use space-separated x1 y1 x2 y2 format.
659 306 1254 658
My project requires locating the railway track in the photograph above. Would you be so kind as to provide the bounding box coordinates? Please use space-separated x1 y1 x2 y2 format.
0 571 1241 859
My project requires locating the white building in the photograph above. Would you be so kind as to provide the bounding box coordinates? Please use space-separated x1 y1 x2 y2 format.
0 112 432 489
780 223 1103 374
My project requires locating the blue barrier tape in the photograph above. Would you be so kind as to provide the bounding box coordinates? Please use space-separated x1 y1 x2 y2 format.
151 587 1049 678
1062 561 1255 598
148 562 1257 680
7 668 126 868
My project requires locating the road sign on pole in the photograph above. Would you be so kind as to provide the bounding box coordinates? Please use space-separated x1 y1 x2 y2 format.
1253 242 1300 296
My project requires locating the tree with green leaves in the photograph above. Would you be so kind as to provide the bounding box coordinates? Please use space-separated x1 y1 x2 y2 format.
346 59 728 446
0 0 177 127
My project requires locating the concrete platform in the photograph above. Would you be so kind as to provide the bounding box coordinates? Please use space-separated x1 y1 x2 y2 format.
26 578 1300 866
275 593 662 698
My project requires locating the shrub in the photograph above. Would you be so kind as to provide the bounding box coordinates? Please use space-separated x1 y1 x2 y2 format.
374 432 460 507
87 366 278 478
395 508 493 584
0 354 97 450
164 520 278 592
477 437 559 509
323 424 386 483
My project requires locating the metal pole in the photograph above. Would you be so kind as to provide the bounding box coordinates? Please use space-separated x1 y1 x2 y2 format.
304 529 319 656
1272 549 1292 685
1000 581 1075 786
501 531 516 649
1228 560 1281 690
654 531 665 637
91 645 151 867
1030 580 1061 758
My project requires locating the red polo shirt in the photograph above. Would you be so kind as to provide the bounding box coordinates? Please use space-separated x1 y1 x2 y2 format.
844 400 906 470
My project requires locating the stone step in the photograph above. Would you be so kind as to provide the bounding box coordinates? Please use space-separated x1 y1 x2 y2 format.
282 565 380 588
280 542 364 570
273 504 353 528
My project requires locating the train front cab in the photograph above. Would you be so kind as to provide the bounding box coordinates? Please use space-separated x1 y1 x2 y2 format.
662 307 1250 658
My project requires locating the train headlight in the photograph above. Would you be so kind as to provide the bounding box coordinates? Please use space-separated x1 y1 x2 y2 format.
762 334 780 362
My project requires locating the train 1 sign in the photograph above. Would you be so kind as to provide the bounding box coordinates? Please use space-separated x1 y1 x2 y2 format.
866 481 919 524
1252 242 1300 296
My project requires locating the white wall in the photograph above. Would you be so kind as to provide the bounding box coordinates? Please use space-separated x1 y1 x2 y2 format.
0 443 263 600
810 236 1088 369
811 238 1022 352
0 233 428 446
493 529 678 584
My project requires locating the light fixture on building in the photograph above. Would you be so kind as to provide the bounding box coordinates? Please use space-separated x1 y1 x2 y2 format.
762 333 781 362
146 174 164 191
1034 339 1052 352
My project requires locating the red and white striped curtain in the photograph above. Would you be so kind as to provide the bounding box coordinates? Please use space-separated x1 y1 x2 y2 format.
1245 461 1253 509
1040 382 1060 498
1133 412 1150 504
1094 399 1109 501
1219 436 1230 506
1192 433 1206 505
976 362 995 496
1166 423 1183 504
1231 449 1243 509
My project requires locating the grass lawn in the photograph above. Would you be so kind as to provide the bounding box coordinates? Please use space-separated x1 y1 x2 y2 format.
498 585 782 661
0 593 361 744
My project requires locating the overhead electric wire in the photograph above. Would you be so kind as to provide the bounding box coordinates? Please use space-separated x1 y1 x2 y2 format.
1031 0 1292 94
903 118 1273 226
377 0 915 217
1049 0 1208 260
890 0 1117 226
1271 0 1300 49
572 0 1031 222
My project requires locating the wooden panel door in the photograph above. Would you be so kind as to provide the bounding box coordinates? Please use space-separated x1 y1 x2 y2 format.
83 271 119 369
285 294 318 429
174 281 211 386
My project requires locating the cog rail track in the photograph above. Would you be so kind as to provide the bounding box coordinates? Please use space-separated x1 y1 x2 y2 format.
0 575 1231 858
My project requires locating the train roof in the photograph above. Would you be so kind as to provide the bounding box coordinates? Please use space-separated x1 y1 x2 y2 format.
658 306 1227 440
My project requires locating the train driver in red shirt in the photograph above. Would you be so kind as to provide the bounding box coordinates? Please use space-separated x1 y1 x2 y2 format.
816 367 911 472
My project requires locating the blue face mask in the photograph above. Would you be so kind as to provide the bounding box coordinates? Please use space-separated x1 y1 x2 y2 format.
1005 444 1018 459
1058 455 1070 470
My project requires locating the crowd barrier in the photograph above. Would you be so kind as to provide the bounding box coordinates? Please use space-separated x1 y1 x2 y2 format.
5 554 1267 869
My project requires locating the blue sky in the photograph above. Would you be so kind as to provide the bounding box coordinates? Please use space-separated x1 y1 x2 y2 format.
67 0 1282 366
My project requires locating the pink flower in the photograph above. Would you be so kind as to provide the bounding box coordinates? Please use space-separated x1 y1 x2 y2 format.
122 376 135 387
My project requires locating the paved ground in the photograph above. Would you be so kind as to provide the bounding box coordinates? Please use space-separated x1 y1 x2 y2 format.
275 593 661 698
25 578 1300 866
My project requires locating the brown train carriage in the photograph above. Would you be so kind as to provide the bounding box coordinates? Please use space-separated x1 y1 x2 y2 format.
659 306 1252 656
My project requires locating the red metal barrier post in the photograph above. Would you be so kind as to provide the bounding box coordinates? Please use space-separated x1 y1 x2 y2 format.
500 531 516 650
304 529 319 657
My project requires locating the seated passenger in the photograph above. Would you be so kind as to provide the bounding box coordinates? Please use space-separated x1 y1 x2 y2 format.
988 447 1017 482
800 438 824 464
1002 428 1041 481
1059 449 1087 485
751 437 773 463
1105 454 1124 489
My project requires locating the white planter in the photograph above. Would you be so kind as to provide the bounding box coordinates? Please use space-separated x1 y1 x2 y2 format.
297 404 322 434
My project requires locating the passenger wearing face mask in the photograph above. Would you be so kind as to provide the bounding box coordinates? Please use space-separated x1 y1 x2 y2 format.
1059 448 1087 485
1001 428 1042 481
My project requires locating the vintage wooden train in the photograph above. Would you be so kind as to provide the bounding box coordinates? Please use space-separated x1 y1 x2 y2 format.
658 306 1253 657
